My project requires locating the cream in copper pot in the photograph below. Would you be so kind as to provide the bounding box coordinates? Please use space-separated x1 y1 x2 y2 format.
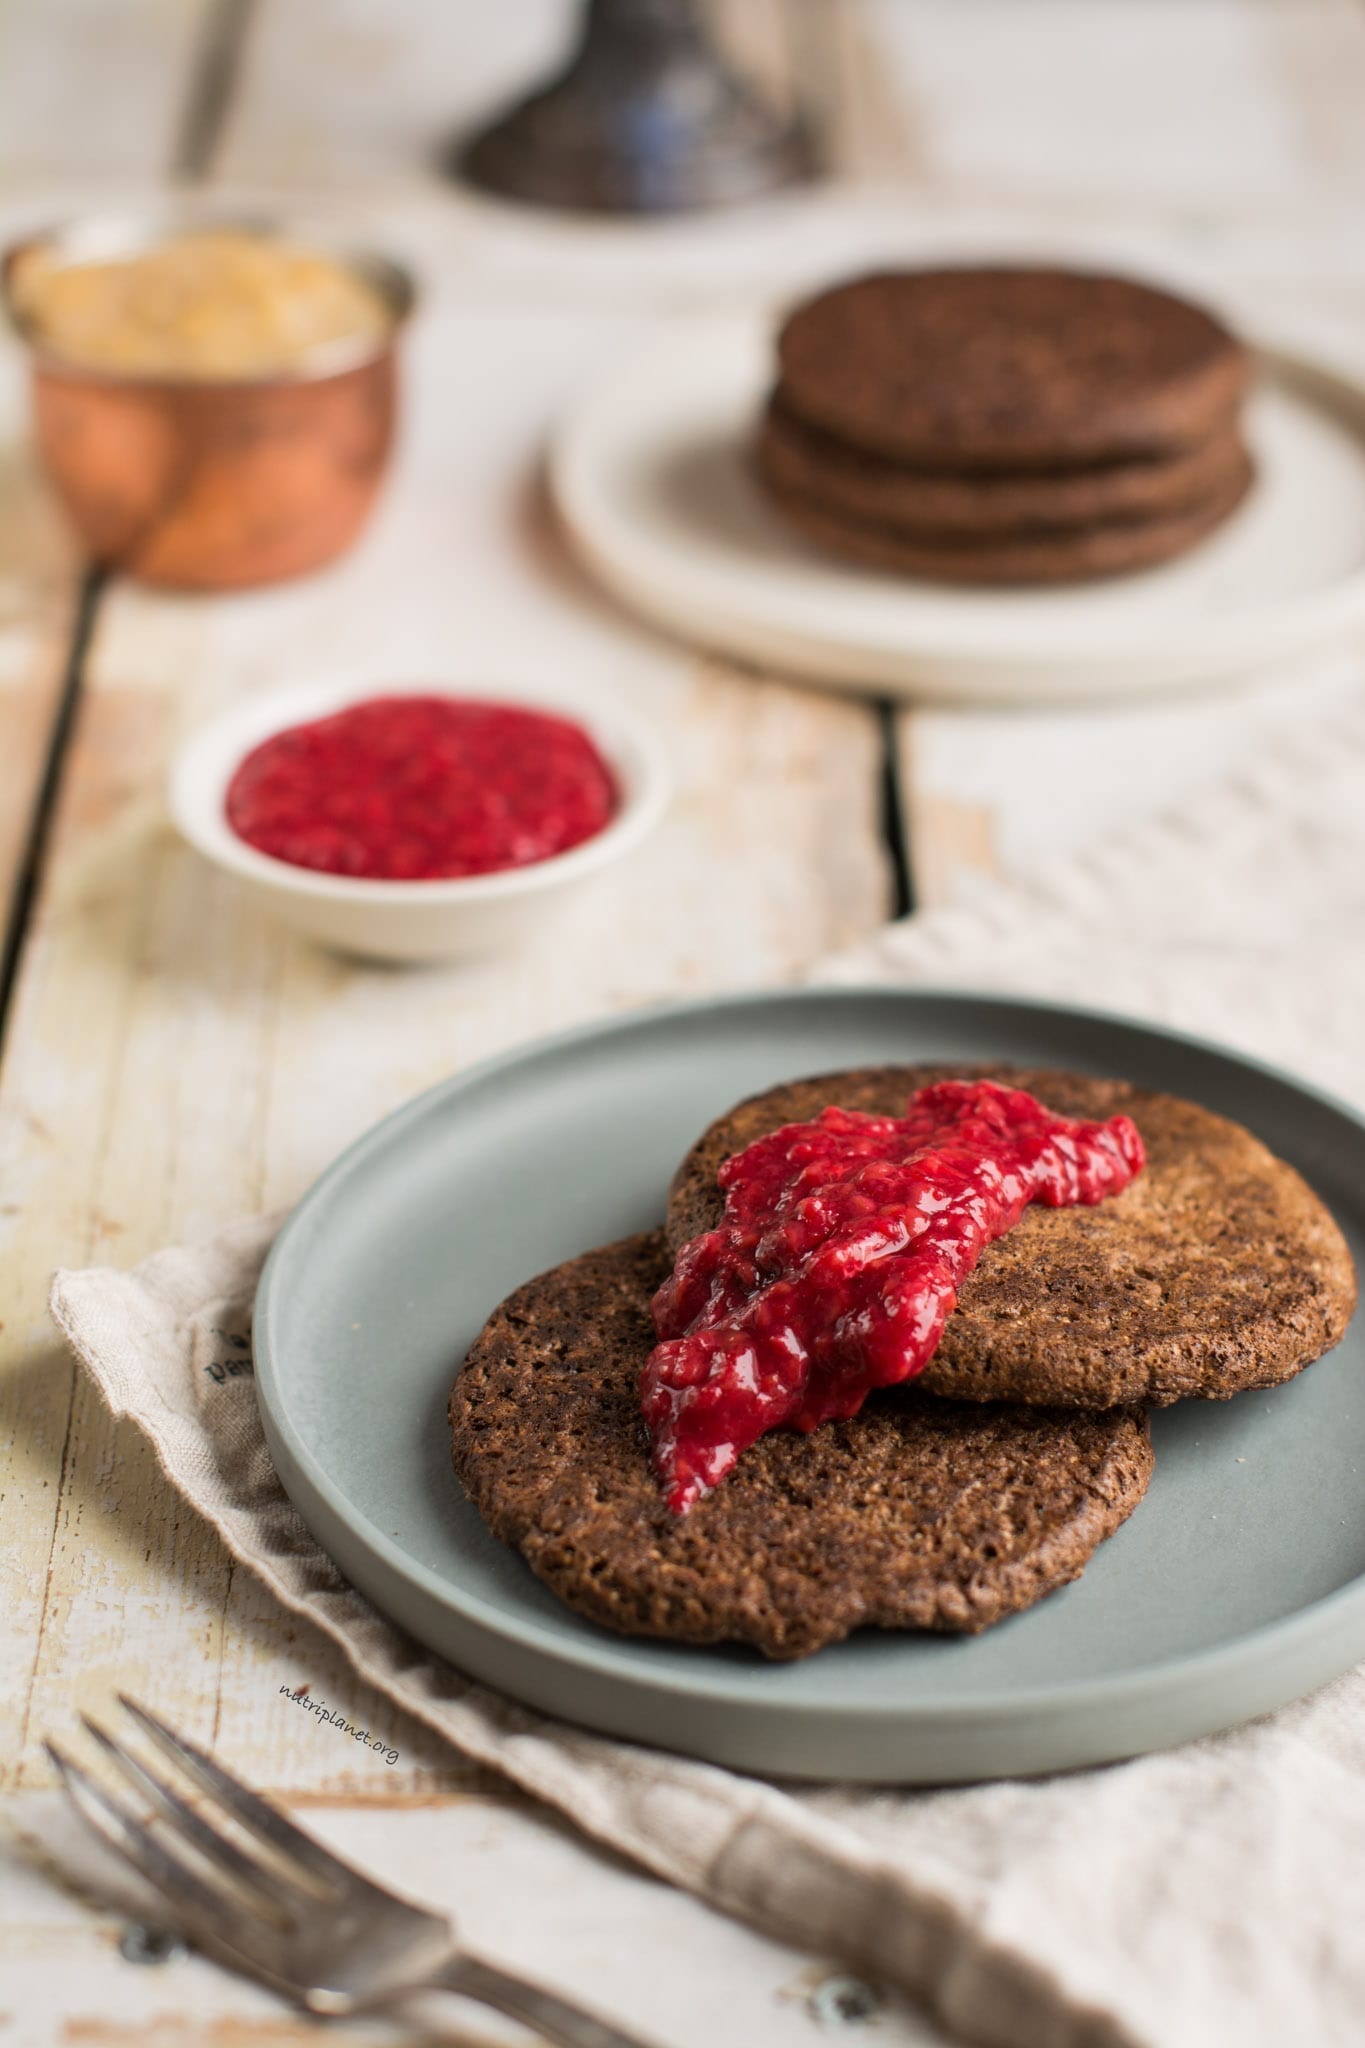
8 227 393 381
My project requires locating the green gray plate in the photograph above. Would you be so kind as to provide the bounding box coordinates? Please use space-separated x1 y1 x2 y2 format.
254 989 1365 1783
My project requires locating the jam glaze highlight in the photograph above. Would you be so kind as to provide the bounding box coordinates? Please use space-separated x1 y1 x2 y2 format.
644 1079 1146 1514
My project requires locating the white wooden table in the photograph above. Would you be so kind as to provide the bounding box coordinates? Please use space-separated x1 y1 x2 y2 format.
4 4 1365 2043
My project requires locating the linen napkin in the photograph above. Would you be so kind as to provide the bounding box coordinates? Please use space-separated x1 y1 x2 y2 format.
51 698 1365 2048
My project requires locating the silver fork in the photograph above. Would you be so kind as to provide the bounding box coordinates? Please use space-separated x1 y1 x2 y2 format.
47 1696 658 2048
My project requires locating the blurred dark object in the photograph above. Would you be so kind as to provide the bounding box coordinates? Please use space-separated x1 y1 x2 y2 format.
456 0 814 214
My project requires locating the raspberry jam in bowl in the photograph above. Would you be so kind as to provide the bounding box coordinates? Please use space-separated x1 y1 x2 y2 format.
225 695 619 882
170 680 669 962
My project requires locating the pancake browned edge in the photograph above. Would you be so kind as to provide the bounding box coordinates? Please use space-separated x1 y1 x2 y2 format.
449 1232 1153 1660
775 267 1249 470
762 450 1254 586
759 393 1249 537
667 1067 1358 1411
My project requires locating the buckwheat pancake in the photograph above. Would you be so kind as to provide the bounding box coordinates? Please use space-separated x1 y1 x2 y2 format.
667 1067 1357 1410
758 394 1249 537
764 451 1254 586
448 1231 1153 1659
775 267 1249 470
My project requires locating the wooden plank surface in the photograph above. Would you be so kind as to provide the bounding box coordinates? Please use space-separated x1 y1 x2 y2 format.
863 0 1365 209
0 5 902 2025
7 1 1365 2042
0 313 83 963
0 0 218 185
1 285 890 1764
882 0 1365 907
213 0 570 186
0 0 227 961
0 323 908 2045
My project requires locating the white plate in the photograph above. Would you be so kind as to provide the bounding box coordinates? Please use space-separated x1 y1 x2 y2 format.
549 314 1365 704
256 988 1365 1783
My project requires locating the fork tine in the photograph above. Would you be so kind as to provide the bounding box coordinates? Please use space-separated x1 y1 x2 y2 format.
46 1739 245 1932
81 1715 301 1921
117 1697 350 1894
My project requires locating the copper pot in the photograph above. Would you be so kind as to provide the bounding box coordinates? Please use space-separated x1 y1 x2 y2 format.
3 216 416 591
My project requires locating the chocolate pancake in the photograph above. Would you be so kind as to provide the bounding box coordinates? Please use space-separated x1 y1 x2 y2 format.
667 1067 1357 1410
449 1232 1153 1660
775 267 1248 471
759 393 1249 537
764 450 1254 586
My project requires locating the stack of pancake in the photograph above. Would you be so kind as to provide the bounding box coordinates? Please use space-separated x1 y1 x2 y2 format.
450 1066 1355 1660
757 266 1255 586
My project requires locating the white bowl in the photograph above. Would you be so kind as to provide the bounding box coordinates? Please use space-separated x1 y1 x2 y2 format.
169 677 670 963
